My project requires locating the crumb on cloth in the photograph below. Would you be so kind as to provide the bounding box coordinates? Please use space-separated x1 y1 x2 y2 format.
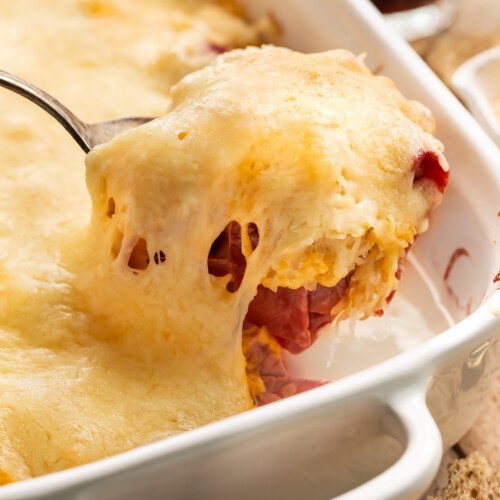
427 453 500 500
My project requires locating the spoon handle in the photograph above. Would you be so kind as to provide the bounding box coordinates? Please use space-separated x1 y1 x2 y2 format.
0 69 92 152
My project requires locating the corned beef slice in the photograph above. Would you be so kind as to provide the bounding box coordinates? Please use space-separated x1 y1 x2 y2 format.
413 150 448 193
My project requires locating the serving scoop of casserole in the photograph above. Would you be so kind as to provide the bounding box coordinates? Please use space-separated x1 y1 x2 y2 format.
70 44 450 469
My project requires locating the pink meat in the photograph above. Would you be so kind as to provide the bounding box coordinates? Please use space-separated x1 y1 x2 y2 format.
245 275 351 354
413 151 448 193
243 327 324 405
307 275 352 333
207 221 260 293
246 286 310 353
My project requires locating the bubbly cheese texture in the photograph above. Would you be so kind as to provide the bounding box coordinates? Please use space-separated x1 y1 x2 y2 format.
0 0 261 484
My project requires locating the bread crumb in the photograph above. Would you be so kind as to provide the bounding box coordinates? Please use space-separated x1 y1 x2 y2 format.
428 453 500 500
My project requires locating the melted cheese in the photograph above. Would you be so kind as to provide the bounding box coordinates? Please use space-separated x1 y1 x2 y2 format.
0 3 447 484
0 0 259 483
85 46 447 332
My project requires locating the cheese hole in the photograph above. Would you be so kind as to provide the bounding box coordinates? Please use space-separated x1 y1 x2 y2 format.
128 238 149 270
106 197 116 218
177 131 188 141
207 221 259 293
153 250 166 265
110 229 123 259
247 222 259 250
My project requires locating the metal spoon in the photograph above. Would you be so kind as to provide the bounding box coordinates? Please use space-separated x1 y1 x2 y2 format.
0 69 153 153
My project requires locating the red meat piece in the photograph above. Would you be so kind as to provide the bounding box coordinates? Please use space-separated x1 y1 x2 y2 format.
243 327 324 406
246 275 351 354
413 150 448 193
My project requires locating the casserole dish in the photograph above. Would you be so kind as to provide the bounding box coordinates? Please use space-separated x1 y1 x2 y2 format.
1 1 499 499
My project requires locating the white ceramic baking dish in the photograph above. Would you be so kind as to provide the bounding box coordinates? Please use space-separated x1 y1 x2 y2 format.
2 1 499 499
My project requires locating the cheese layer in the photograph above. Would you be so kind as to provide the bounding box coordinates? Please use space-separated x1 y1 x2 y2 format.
0 0 259 483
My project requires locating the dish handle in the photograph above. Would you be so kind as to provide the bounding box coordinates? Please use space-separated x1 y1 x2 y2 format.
335 382 442 500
